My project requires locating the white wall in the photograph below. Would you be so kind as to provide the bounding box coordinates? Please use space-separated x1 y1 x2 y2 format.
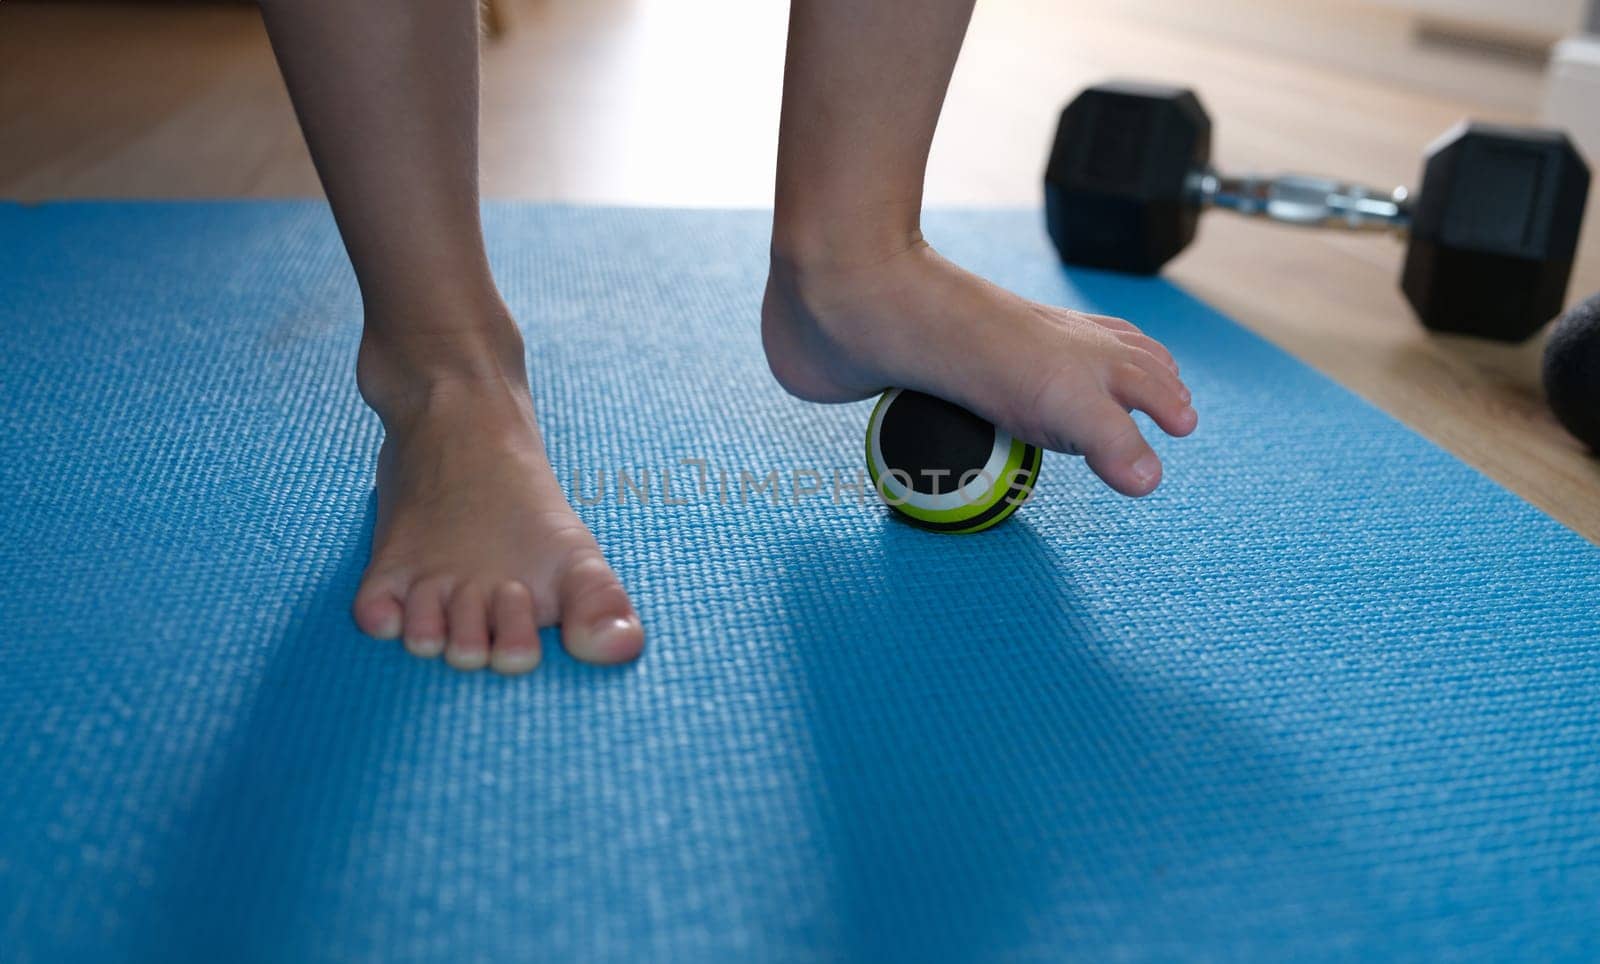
1365 0 1585 39
1090 0 1553 114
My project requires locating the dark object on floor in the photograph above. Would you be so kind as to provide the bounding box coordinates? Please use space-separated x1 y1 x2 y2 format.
1543 291 1600 451
1045 80 1592 341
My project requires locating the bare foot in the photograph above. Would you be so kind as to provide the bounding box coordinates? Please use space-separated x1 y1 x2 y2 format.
349 322 643 674
762 240 1197 496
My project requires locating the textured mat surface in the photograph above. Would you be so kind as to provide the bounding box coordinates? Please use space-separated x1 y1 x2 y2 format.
2 202 1599 963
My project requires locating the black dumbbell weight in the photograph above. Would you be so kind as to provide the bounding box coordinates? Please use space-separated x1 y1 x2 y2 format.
1543 291 1600 451
1044 80 1592 342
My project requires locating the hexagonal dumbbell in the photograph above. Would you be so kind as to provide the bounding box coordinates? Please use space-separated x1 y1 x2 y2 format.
1044 80 1592 341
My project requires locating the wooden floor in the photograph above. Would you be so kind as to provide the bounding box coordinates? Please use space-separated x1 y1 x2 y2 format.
4 0 1599 542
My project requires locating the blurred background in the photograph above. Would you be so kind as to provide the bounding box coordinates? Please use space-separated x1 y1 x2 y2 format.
3 0 1599 536
2 0 1597 205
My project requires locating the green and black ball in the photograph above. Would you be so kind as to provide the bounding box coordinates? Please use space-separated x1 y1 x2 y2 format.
865 388 1042 533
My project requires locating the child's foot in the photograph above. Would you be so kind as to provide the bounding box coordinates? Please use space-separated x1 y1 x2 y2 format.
349 324 643 674
762 240 1197 496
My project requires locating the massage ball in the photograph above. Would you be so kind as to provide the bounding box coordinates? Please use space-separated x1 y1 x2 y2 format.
1543 291 1600 452
865 388 1042 533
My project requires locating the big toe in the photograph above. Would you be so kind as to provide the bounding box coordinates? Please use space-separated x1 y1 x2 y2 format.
558 551 644 665
1074 401 1165 497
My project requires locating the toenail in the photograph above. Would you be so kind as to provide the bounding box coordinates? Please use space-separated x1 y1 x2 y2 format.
372 612 402 640
405 637 444 658
444 648 489 671
588 617 641 655
1132 453 1161 485
492 651 541 676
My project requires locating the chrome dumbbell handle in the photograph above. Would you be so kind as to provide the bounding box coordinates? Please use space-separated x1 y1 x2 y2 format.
1188 170 1412 234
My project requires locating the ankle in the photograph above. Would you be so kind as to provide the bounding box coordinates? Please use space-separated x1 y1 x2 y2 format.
766 231 939 328
356 304 530 426
769 204 926 276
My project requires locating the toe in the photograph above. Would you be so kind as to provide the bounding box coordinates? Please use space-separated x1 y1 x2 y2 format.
1082 312 1139 333
1114 330 1180 375
1076 400 1166 497
489 581 542 676
1110 361 1198 438
444 583 491 672
558 550 644 665
402 576 452 659
352 580 404 640
1076 313 1177 368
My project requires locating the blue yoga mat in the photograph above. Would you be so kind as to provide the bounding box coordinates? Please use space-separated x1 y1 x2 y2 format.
2 202 1598 962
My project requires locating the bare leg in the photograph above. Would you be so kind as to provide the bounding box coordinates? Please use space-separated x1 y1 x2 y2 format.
260 0 643 673
764 0 1197 496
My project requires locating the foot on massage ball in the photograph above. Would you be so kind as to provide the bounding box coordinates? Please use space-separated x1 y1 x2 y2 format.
865 388 1042 533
